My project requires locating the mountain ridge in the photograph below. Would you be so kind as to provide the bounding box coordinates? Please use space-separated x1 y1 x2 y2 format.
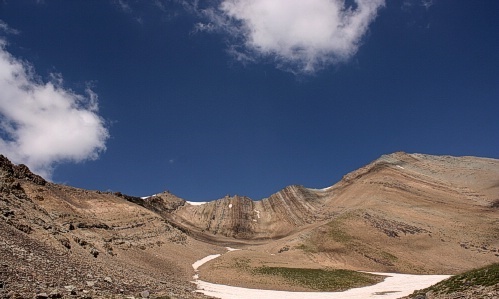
1 152 498 298
150 152 498 242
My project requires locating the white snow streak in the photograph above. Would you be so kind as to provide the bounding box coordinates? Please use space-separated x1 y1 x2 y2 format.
192 254 221 271
187 201 207 206
226 247 240 252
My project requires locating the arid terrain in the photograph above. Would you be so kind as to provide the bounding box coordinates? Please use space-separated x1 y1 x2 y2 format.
1 152 498 298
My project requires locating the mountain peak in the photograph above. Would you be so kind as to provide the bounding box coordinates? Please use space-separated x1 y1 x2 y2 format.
0 155 46 186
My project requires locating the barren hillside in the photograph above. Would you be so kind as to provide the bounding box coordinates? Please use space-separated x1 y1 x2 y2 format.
1 152 498 298
0 155 219 299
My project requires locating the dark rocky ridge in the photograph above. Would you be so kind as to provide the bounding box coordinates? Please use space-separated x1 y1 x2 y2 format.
0 155 46 186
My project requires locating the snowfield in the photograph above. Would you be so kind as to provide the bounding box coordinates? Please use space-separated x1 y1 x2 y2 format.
192 251 450 299
194 272 449 299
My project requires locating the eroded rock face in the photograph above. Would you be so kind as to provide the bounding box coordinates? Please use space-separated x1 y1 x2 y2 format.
169 185 328 239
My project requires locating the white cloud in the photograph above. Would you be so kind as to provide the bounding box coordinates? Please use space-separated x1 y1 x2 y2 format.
114 0 132 13
0 39 109 179
198 0 385 74
421 0 434 10
0 20 20 35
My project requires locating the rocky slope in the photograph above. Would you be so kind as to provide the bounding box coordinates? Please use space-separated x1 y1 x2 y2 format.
0 155 218 299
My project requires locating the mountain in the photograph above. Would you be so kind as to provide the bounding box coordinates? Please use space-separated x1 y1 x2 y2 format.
0 155 217 299
161 152 498 242
1 152 498 298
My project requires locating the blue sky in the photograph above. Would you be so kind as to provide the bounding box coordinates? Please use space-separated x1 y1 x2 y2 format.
0 0 498 201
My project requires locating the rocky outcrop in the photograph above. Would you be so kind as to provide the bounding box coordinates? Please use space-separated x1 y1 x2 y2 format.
0 155 46 186
122 191 186 215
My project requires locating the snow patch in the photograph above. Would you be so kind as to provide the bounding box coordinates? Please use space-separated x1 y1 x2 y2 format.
192 254 221 271
254 209 261 219
396 165 405 169
229 204 233 209
309 186 333 192
187 201 207 206
192 248 240 281
192 251 449 298
194 272 450 299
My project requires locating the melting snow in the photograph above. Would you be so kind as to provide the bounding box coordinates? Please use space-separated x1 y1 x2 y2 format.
192 254 221 271
192 248 240 280
194 272 450 299
192 250 450 299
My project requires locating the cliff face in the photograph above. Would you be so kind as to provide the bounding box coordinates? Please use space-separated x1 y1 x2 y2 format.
170 185 328 239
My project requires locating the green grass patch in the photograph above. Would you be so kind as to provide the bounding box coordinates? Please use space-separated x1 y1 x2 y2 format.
232 257 251 270
327 216 354 243
252 266 384 291
295 243 319 253
380 250 398 262
412 263 499 296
